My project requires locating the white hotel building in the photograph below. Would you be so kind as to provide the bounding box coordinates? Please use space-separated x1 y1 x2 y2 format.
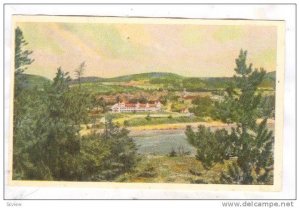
111 102 162 113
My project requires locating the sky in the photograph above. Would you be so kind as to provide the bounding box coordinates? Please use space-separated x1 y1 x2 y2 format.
16 21 277 79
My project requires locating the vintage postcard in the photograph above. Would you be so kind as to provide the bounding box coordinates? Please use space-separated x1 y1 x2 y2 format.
9 15 285 192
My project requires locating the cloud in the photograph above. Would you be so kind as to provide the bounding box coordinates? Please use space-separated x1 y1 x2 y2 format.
213 26 245 43
16 21 277 79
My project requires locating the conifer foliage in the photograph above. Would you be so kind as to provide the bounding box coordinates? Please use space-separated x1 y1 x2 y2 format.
185 50 274 184
13 27 137 181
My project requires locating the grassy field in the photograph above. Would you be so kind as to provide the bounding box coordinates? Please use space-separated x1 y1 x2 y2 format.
72 82 141 94
117 155 234 184
110 112 203 126
123 116 204 127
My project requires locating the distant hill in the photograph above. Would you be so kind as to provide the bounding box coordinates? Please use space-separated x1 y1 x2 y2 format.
104 72 184 82
69 76 106 84
23 74 51 89
199 77 233 89
199 71 276 89
266 71 276 79
29 70 276 90
260 71 276 88
70 72 183 83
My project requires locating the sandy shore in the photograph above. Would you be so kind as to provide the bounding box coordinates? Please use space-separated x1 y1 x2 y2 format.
80 119 275 135
127 119 275 131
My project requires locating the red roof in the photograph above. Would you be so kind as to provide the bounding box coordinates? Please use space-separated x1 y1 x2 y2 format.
125 103 136 107
184 96 196 99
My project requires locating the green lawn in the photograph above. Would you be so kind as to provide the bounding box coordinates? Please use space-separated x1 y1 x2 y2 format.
123 116 204 127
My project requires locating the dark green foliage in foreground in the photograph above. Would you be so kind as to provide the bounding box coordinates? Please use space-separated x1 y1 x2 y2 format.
13 68 137 181
13 68 87 180
13 28 137 180
13 27 36 179
258 95 275 119
99 118 138 180
186 49 274 184
13 27 35 139
186 126 232 169
80 118 137 181
219 119 274 184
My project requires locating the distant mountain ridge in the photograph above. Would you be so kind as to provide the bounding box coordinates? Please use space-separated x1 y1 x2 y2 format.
103 72 183 82
69 76 106 84
73 71 275 82
25 71 276 89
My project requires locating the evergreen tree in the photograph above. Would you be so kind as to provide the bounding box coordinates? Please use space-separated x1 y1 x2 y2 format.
13 27 35 179
259 95 275 118
100 117 138 180
185 49 274 184
80 117 138 181
12 88 49 179
26 68 81 180
14 27 34 95
15 27 34 73
14 67 89 180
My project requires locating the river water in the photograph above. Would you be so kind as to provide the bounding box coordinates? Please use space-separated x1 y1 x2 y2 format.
130 123 275 156
131 129 196 155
